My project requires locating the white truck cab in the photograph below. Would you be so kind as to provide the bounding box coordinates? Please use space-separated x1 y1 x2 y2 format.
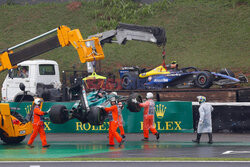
2 59 61 102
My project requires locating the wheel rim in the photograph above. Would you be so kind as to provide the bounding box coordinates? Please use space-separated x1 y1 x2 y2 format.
122 77 130 86
198 75 207 85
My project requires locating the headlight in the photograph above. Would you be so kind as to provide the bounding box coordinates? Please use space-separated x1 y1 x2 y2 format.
19 130 26 135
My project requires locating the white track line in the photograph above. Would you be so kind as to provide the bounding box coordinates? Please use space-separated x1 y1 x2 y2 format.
223 150 250 155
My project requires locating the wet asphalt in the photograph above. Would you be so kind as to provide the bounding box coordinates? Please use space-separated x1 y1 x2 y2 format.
19 133 250 158
1 133 250 167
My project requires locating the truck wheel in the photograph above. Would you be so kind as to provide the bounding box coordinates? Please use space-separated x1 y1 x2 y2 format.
127 93 142 112
121 73 137 90
87 106 107 125
14 95 34 102
49 105 69 124
219 68 235 77
0 133 26 144
194 71 214 88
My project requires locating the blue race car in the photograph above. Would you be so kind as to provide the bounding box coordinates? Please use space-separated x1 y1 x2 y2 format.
119 65 248 89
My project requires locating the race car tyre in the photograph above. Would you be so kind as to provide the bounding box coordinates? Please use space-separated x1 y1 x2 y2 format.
219 68 235 78
127 93 143 112
0 132 26 144
71 108 88 124
49 105 69 124
121 73 137 90
87 106 107 125
195 71 214 88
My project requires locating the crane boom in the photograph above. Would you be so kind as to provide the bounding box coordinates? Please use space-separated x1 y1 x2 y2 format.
0 25 105 72
88 23 167 46
86 23 166 72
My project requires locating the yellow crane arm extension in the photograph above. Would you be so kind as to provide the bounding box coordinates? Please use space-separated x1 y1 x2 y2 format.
0 25 105 72
57 25 105 63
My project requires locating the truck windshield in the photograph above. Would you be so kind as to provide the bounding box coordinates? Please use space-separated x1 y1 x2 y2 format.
9 66 29 78
39 64 55 75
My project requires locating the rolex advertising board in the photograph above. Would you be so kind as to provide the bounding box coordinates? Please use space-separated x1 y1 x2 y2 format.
8 101 193 133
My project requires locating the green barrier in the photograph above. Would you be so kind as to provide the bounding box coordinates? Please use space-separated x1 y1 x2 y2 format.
8 101 193 133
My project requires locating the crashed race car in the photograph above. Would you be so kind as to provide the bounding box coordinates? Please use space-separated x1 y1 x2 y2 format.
120 63 248 89
49 88 128 125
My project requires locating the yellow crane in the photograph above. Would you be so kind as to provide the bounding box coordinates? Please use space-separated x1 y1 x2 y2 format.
0 25 104 144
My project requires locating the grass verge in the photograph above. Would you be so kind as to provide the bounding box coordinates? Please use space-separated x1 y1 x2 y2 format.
0 0 249 87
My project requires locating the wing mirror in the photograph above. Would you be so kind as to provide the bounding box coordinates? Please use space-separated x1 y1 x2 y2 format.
19 83 26 92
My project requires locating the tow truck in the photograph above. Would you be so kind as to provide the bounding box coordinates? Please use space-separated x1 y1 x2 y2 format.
0 25 105 144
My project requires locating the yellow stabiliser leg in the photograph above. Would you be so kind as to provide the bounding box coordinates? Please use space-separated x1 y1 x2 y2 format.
0 103 33 137
0 103 15 136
